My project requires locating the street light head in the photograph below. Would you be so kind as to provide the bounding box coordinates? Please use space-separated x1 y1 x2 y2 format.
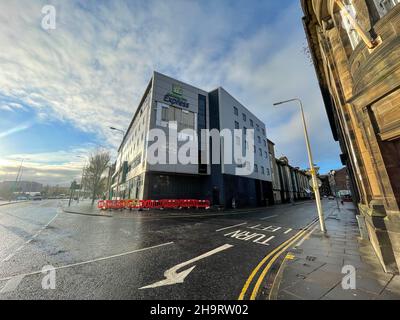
110 127 116 130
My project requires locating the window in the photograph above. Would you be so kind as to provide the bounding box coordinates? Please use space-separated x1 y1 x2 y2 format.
259 148 262 157
254 146 256 153
235 136 241 146
262 128 265 136
235 121 240 129
261 167 265 175
250 119 254 127
265 151 268 159
256 124 260 132
266 168 270 176
242 113 247 122
234 106 238 116
254 164 258 173
340 0 361 50
263 140 267 147
258 136 261 144
372 0 400 17
243 127 247 134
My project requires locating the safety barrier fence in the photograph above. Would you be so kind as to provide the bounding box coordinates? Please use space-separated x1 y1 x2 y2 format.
98 199 211 210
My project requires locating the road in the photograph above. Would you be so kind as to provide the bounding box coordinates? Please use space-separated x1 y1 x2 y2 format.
0 199 337 300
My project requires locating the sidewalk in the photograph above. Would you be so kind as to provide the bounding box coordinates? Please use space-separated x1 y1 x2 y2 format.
0 200 28 206
275 203 400 300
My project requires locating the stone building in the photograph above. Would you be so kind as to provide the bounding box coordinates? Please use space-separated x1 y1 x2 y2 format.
268 138 312 204
301 0 400 273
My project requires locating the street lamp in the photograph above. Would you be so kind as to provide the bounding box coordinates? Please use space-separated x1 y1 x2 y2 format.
273 98 326 233
109 127 126 136
12 157 30 201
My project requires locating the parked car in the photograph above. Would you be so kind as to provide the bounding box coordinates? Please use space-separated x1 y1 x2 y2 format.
328 196 335 200
16 196 28 201
32 194 42 201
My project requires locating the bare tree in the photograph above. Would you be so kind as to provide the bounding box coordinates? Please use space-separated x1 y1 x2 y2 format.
85 150 111 205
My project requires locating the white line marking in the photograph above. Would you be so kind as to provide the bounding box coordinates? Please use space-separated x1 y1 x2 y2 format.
216 222 247 232
261 215 278 220
284 228 293 234
296 224 318 247
1 213 59 263
0 242 174 282
140 244 233 289
0 275 25 293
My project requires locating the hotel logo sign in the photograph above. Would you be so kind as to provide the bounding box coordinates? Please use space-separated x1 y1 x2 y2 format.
164 84 189 108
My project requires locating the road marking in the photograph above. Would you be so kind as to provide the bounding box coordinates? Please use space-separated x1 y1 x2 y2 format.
260 215 278 220
0 242 174 282
295 224 318 247
284 228 293 234
140 244 233 290
216 222 247 232
249 221 319 300
0 275 25 294
238 218 318 300
1 213 59 263
224 230 275 246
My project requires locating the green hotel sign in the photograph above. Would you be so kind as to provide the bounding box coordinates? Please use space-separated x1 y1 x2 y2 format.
164 84 189 108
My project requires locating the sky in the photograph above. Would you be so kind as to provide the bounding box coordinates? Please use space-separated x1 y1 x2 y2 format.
0 0 342 186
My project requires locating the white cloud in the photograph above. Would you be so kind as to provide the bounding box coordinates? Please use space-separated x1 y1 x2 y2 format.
0 0 341 184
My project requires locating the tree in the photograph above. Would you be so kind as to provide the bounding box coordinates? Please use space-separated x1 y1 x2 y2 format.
84 150 111 205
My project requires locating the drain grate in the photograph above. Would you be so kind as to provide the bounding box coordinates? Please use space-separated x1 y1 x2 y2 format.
306 256 317 262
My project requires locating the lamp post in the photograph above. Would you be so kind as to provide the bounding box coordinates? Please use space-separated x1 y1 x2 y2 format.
273 98 326 233
12 158 29 201
329 170 341 212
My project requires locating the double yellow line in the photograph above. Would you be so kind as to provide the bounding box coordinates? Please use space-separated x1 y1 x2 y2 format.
238 218 319 300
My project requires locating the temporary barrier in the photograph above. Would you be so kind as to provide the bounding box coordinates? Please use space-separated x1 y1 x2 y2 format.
98 199 210 211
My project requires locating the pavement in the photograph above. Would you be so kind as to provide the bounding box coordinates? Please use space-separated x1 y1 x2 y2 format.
0 199 398 300
274 203 400 300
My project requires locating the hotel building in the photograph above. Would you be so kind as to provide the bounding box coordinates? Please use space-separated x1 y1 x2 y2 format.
110 71 273 208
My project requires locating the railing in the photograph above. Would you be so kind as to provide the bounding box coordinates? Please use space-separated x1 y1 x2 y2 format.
98 199 211 211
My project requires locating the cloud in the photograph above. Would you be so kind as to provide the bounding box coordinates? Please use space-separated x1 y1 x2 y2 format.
0 0 341 184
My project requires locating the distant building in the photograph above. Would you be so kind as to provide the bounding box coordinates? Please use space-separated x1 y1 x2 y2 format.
302 0 400 273
0 181 43 193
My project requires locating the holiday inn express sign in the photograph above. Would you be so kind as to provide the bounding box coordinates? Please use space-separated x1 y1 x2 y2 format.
163 84 190 108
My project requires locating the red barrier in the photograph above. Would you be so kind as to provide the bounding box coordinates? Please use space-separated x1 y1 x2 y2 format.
98 199 210 210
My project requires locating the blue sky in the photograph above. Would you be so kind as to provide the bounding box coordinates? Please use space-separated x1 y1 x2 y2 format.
0 0 342 185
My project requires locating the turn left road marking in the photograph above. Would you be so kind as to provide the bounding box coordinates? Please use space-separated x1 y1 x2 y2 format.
140 244 234 290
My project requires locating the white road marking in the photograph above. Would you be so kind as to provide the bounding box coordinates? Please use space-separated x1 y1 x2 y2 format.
261 215 278 220
295 224 318 247
0 242 174 282
216 222 247 232
0 275 25 294
224 230 275 246
1 213 59 263
140 244 233 289
284 228 293 234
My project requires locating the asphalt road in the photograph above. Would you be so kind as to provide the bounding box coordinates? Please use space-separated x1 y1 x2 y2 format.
0 199 337 300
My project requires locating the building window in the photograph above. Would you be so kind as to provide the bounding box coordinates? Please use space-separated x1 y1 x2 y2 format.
262 128 265 136
235 121 240 129
261 167 265 175
243 127 247 134
372 0 400 17
242 113 247 122
255 164 258 173
257 136 261 144
235 136 241 146
250 119 254 127
263 140 267 147
259 148 262 157
254 146 256 153
340 0 361 50
256 124 260 132
265 151 268 159
234 106 238 116
266 168 270 176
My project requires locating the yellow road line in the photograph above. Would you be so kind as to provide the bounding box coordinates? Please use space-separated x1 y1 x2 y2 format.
238 218 318 300
252 221 319 300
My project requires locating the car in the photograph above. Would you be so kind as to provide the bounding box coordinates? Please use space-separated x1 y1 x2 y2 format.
328 196 335 200
16 196 28 201
32 195 42 201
